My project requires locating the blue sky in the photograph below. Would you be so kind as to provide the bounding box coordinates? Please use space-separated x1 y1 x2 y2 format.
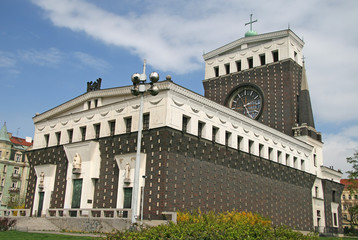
1 0 358 176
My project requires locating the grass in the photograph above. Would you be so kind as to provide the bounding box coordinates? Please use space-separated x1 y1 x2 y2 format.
320 237 358 240
0 230 100 239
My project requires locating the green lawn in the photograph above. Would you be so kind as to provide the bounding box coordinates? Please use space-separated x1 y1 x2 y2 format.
320 237 358 240
0 230 100 239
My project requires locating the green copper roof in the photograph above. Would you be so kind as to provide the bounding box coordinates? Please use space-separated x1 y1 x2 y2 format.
0 123 11 142
245 30 258 37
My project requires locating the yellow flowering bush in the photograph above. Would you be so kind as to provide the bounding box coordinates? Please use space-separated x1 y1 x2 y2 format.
105 210 318 240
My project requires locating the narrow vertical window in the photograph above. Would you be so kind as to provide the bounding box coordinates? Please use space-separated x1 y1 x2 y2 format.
214 66 219 77
247 57 253 68
333 213 337 226
259 144 264 157
294 51 298 62
143 113 150 130
315 186 319 197
44 134 49 147
277 151 282 163
238 136 243 151
94 99 98 108
182 115 190 133
285 154 290 166
268 147 273 160
198 121 205 138
94 123 100 139
249 140 254 154
80 126 86 141
55 132 61 146
212 126 218 143
272 50 279 62
125 117 132 133
68 129 73 144
109 120 115 136
301 159 305 171
236 60 241 72
313 154 317 167
87 101 91 109
332 190 336 202
259 54 266 65
225 131 231 147
293 157 298 168
224 63 230 74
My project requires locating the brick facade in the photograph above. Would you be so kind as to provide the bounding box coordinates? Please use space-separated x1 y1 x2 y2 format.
203 59 301 136
25 126 316 230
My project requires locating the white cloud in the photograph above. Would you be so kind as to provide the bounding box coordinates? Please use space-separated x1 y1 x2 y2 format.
0 51 16 68
19 48 63 66
323 125 358 177
73 52 110 72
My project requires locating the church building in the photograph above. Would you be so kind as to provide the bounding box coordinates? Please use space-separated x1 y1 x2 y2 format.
25 25 343 234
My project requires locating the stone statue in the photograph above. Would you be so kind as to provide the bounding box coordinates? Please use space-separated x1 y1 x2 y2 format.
87 78 102 92
39 172 45 184
125 163 131 180
73 153 82 169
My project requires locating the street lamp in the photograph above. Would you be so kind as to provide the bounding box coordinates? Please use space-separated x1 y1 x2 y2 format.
130 60 159 225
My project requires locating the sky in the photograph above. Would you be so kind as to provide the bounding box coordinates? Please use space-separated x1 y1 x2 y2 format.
1 0 357 177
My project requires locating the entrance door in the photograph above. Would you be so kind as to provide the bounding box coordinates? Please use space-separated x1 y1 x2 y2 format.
37 192 44 217
123 188 132 218
71 179 83 208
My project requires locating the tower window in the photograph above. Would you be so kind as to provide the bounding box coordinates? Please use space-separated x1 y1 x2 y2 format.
247 57 253 68
249 140 254 154
55 132 61 146
272 50 279 62
214 66 219 77
225 131 232 147
182 115 190 133
143 113 150 130
94 123 100 139
313 154 317 167
259 54 266 65
125 117 132 133
212 126 218 143
80 126 86 141
301 159 305 171
285 154 290 165
238 135 243 151
94 99 98 108
224 63 230 74
198 121 205 138
294 51 298 62
67 129 73 143
259 144 264 157
108 120 115 136
268 147 273 160
44 134 49 147
277 151 282 163
236 60 242 72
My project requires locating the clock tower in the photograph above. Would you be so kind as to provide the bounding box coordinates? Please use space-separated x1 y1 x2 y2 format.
202 25 320 141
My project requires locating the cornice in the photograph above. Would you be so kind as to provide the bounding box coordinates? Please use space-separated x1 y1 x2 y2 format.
203 29 304 61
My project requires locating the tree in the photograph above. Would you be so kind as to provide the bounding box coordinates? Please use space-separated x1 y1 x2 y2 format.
347 151 358 179
348 205 358 227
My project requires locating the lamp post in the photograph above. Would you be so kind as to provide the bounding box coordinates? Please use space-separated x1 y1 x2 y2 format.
130 60 159 225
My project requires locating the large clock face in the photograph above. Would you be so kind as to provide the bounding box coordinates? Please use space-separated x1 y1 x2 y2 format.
229 85 263 119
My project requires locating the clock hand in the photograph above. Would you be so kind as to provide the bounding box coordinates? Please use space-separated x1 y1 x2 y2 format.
238 94 253 118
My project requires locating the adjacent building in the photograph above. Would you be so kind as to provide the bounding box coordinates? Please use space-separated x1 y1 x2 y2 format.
25 28 343 234
340 179 358 229
0 123 32 209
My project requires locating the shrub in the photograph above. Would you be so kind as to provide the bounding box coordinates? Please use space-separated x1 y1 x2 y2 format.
105 210 318 240
0 217 16 231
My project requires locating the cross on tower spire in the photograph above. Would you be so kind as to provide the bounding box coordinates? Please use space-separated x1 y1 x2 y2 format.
245 14 257 31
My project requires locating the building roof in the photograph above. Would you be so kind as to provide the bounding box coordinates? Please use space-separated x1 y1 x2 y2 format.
340 179 358 188
0 123 11 142
10 136 33 147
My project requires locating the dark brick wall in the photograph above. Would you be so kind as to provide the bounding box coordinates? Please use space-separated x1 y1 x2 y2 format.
321 179 344 232
25 146 68 211
203 60 302 136
26 127 323 231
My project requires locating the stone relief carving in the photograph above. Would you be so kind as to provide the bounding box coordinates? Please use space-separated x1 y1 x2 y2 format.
87 78 102 92
73 153 82 174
